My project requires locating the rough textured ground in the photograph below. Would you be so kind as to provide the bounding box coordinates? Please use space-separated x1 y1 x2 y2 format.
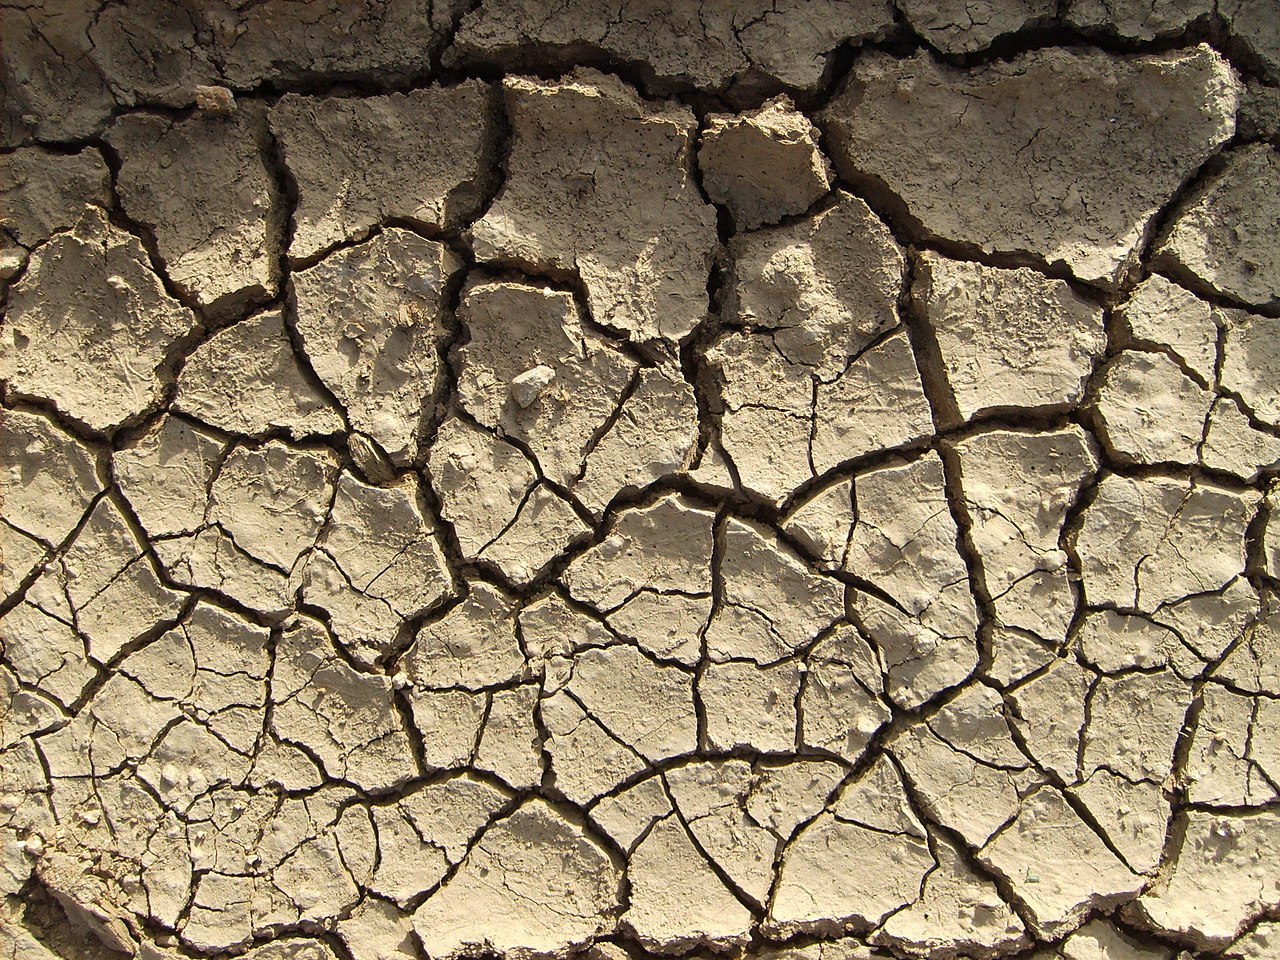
2 3 1279 960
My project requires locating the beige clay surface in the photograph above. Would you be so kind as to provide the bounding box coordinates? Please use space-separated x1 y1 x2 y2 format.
2 3 1279 960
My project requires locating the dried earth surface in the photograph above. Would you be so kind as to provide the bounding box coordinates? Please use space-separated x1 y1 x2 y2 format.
2 3 1279 960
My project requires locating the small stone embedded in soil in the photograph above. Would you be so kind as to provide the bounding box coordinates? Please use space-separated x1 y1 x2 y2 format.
511 364 556 408
194 85 236 114
453 276 695 516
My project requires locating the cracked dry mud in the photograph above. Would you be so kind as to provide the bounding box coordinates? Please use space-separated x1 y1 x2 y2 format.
2 4 1280 960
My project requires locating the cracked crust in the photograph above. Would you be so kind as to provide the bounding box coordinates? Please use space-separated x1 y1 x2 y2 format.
2 8 1279 960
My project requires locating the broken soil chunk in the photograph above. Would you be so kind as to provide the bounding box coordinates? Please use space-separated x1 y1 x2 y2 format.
706 517 846 665
450 0 894 91
713 193 929 499
402 582 525 692
557 643 698 763
573 367 699 518
301 471 455 666
271 82 494 262
1155 144 1280 310
846 453 979 707
914 254 1106 423
1095 351 1214 466
947 426 1097 644
769 761 935 937
1118 274 1220 385
1221 309 1280 428
0 208 197 432
664 761 778 905
562 493 715 665
899 0 1054 53
426 417 590 585
38 495 186 665
730 191 904 377
472 70 716 343
1130 808 1280 949
5 10 1276 958
823 45 1239 287
114 414 222 541
699 97 831 230
701 660 801 752
174 309 344 439
271 616 416 792
155 440 339 618
978 787 1142 938
291 228 463 464
625 812 754 951
873 831 1028 956
413 799 621 959
107 106 280 319
1066 0 1213 39
0 409 102 558
366 776 509 907
1074 474 1258 612
0 146 110 282
801 624 892 761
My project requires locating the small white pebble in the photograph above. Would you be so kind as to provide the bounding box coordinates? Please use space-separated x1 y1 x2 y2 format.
510 365 556 408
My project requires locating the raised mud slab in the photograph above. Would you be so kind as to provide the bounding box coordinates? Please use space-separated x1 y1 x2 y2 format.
2 3 1279 960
